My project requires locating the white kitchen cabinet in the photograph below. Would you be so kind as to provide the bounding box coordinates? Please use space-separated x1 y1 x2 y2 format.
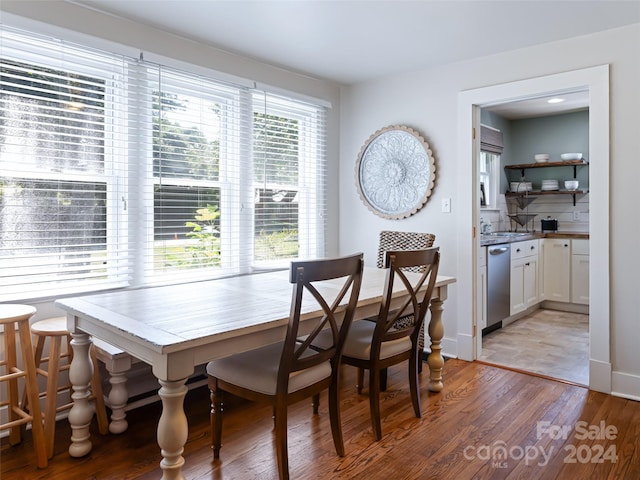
571 239 590 304
510 239 540 315
478 246 487 329
542 238 571 302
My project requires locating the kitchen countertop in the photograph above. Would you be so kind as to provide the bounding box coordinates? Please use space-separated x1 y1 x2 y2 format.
480 231 589 246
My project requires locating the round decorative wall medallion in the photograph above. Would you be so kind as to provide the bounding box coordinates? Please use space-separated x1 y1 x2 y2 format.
355 125 436 219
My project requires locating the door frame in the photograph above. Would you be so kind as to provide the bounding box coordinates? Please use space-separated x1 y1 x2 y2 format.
456 65 611 393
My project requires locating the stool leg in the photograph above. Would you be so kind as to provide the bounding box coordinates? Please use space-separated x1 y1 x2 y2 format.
43 336 62 459
17 321 48 468
5 325 22 446
90 345 109 435
21 335 46 418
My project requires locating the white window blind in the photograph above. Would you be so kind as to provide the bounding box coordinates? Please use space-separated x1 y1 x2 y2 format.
0 28 131 300
1 26 328 301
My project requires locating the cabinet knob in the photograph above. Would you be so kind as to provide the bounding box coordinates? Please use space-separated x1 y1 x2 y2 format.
530 245 535 250
516 248 521 253
564 244 569 247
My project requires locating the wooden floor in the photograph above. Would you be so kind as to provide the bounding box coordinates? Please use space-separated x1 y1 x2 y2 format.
2 359 639 480
479 309 589 385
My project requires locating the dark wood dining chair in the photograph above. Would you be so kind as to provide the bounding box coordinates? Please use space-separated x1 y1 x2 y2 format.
206 253 364 480
321 248 440 440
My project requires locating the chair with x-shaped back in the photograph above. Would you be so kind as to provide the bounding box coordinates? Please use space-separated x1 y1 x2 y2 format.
206 253 364 480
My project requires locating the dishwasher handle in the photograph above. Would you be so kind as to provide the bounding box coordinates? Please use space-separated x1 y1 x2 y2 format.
489 247 509 255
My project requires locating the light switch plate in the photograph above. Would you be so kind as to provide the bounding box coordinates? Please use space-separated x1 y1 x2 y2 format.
573 211 580 221
441 198 451 213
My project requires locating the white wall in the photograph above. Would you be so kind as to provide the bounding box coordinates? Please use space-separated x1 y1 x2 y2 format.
339 24 640 399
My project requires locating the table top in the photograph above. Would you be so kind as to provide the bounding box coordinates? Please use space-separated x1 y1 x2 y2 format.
56 267 455 379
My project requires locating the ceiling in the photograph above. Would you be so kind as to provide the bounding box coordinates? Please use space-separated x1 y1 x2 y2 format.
69 0 640 85
483 90 591 120
67 1 639 116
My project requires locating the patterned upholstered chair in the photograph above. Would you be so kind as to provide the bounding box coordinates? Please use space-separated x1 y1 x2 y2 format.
376 230 436 372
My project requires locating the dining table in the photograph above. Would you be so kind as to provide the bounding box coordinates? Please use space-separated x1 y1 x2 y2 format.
56 266 456 480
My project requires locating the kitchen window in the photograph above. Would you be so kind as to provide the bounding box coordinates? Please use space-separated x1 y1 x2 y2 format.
0 26 327 301
479 125 504 209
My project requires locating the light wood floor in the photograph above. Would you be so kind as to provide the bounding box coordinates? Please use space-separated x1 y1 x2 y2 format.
479 308 589 385
3 359 639 479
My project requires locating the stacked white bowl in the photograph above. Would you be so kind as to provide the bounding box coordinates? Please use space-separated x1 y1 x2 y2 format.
541 179 559 191
564 180 579 191
534 154 549 163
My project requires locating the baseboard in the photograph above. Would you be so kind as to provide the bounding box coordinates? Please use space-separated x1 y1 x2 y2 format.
541 300 589 314
611 370 640 401
589 358 612 393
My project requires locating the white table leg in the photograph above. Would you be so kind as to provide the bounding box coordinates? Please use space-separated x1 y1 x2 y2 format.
68 332 95 457
157 378 189 480
106 369 129 434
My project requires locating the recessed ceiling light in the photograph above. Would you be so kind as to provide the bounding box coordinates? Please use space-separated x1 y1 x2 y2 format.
547 98 565 104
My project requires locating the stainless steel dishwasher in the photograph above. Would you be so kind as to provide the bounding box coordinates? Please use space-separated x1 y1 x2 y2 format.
485 243 511 334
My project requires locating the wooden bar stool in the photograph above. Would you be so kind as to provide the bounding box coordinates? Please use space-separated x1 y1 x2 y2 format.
23 316 109 459
0 304 48 468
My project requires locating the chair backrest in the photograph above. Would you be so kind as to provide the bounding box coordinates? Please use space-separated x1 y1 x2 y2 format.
376 230 436 272
373 248 440 347
277 253 364 391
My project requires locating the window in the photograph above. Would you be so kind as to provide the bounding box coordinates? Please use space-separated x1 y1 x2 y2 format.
0 26 327 301
479 151 499 208
479 125 503 209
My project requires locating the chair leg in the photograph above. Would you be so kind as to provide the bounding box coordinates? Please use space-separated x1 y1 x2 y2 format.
418 323 425 374
328 374 345 457
380 368 388 392
210 383 223 459
312 393 320 415
369 368 383 441
357 367 364 394
274 400 289 480
409 351 422 419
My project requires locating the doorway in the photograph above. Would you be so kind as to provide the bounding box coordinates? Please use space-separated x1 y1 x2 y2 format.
477 97 590 385
456 65 611 393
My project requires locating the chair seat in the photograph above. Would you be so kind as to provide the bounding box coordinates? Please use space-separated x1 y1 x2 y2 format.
315 321 411 361
207 342 332 395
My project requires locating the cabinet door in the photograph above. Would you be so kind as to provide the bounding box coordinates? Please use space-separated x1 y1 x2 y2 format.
542 239 571 302
511 255 539 315
524 257 539 307
571 254 589 304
